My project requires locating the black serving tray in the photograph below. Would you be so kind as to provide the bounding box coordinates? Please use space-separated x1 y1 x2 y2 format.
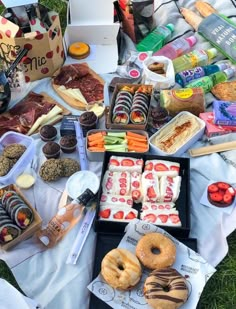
94 151 190 238
89 233 200 309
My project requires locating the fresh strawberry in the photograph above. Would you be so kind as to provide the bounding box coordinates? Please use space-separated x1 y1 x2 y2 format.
217 182 230 190
158 214 168 223
111 197 118 202
120 189 126 195
170 165 180 173
154 163 168 172
166 186 173 196
110 159 119 166
208 184 218 193
99 209 111 218
158 205 164 210
209 192 223 202
121 172 127 178
223 193 233 204
136 159 143 166
167 176 174 184
127 199 133 206
145 162 153 171
145 172 154 179
119 178 127 183
125 211 136 220
147 186 157 199
143 213 156 223
169 214 180 224
120 183 127 188
226 187 235 196
121 159 134 166
113 211 124 219
100 194 107 202
119 197 125 203
151 204 158 210
132 180 139 188
132 190 141 200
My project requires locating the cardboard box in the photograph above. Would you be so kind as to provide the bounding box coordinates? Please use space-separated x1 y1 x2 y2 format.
0 184 42 250
94 152 191 238
63 0 120 74
0 0 64 82
106 83 153 130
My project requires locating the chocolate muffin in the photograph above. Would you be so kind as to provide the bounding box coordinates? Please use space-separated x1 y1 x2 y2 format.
42 141 60 159
79 111 98 137
40 125 57 142
59 135 77 153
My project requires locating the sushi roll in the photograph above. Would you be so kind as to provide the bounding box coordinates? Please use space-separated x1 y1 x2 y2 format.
0 207 21 244
112 110 130 124
1 190 19 206
11 204 34 229
130 108 147 124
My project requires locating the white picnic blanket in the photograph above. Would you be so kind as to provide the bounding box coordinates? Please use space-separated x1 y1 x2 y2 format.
1 0 236 308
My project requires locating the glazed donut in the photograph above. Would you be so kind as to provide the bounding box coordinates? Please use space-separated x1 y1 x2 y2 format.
136 233 176 270
101 248 142 290
144 267 188 309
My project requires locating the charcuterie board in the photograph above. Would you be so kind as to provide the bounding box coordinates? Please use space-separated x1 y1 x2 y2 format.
51 63 105 110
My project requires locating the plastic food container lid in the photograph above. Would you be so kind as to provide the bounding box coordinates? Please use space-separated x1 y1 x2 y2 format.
66 171 100 200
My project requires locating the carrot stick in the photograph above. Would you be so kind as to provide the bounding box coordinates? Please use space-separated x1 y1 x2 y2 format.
126 136 147 143
87 132 106 142
127 131 147 140
128 146 148 152
128 140 148 148
88 137 104 146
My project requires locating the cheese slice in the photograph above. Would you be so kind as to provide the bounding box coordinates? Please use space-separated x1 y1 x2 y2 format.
58 85 87 104
27 105 63 136
41 114 63 126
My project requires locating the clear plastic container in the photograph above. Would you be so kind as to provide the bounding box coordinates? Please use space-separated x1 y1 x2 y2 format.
0 132 35 185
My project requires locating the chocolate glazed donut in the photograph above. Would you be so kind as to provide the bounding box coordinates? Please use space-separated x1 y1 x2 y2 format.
144 268 188 309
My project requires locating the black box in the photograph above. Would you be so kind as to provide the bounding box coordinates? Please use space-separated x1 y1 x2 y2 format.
89 233 200 309
60 115 80 136
94 151 190 238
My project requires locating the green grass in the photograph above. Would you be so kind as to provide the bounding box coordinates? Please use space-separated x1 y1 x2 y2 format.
1 1 236 308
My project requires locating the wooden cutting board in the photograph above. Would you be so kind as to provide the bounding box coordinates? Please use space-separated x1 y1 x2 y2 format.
51 62 105 110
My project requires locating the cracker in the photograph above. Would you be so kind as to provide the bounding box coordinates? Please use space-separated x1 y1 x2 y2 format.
211 81 236 101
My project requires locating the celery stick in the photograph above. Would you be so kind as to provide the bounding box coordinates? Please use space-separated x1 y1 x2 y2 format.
104 136 124 144
107 132 126 138
105 144 127 151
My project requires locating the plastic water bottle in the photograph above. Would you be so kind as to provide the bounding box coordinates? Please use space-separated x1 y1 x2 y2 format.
186 68 236 93
176 63 230 87
172 48 218 73
153 35 197 59
136 24 174 53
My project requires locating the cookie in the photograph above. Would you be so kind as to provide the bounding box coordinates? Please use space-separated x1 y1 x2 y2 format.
3 144 26 160
39 159 64 182
0 156 11 176
211 81 236 101
68 42 90 59
60 158 80 177
148 62 165 71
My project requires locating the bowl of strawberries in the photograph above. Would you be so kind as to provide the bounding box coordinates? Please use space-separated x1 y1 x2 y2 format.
207 182 235 207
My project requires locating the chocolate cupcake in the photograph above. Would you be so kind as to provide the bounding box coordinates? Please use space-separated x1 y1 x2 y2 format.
40 125 57 142
42 141 60 159
79 111 98 137
59 135 77 153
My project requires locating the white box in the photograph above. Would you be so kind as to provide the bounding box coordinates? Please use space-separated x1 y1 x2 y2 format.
64 0 120 74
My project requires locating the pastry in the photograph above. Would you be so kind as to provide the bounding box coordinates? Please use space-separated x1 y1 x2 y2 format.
59 135 77 153
144 267 188 309
136 232 176 270
180 7 204 31
0 155 11 176
39 125 57 142
39 159 64 182
68 42 90 59
60 158 80 177
211 81 236 101
3 144 26 160
42 141 61 159
101 248 142 290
